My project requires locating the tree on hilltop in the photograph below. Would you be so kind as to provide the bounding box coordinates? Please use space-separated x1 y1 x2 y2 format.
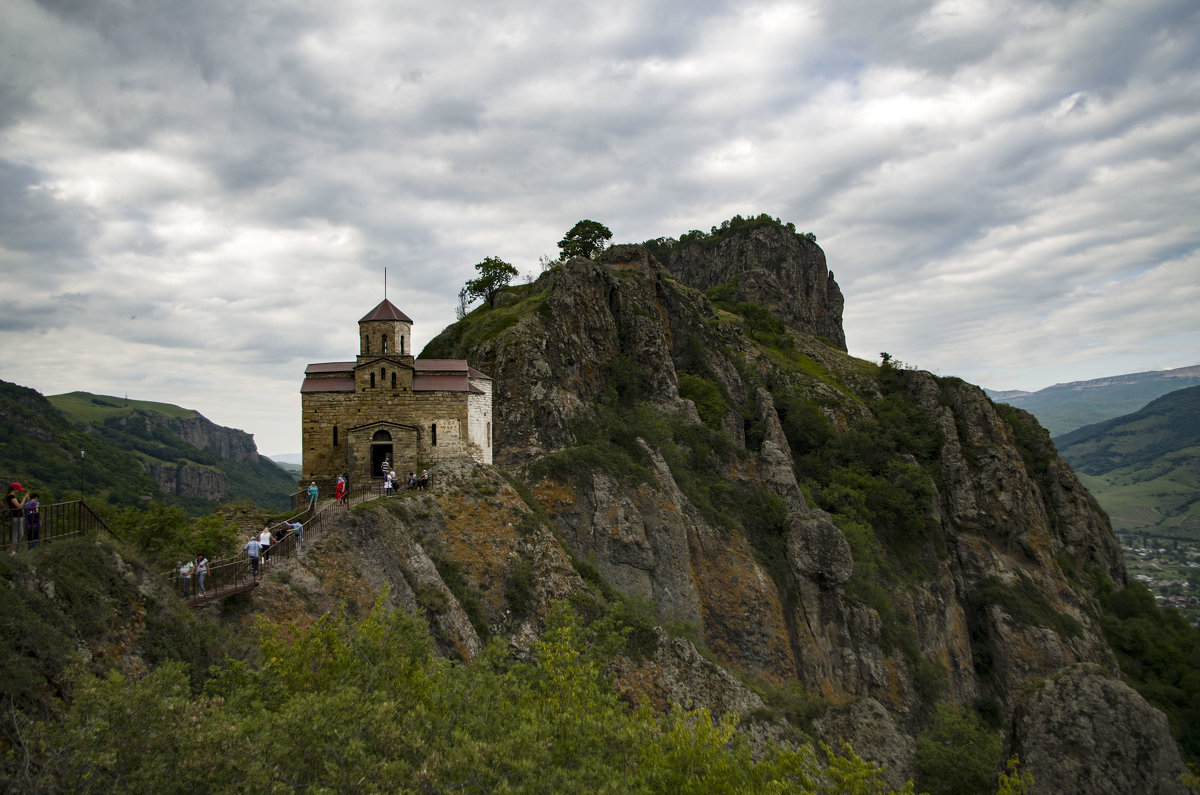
463 256 518 309
557 220 612 260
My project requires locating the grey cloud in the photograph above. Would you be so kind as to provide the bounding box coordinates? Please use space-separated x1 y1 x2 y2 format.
1 0 1197 453
0 162 95 261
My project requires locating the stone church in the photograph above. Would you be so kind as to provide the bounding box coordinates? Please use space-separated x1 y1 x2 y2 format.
300 299 492 487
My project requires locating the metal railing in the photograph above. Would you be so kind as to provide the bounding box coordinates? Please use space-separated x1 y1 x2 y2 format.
8 499 112 550
171 477 397 604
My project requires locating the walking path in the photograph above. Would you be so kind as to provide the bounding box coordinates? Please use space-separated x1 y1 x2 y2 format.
176 480 391 606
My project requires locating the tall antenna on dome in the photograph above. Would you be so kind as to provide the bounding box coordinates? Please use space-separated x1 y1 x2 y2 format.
384 267 387 300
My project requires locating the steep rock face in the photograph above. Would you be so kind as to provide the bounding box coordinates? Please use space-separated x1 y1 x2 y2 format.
147 461 229 501
664 225 847 351
421 237 1173 782
1008 665 1188 794
164 415 260 463
462 248 685 459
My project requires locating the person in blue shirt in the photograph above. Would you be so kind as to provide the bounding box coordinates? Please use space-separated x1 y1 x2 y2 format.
244 536 264 578
285 520 304 549
306 481 319 512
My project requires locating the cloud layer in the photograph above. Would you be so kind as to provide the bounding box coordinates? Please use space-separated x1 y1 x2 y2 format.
2 0 1198 454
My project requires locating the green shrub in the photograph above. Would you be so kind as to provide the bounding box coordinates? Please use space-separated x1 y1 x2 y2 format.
504 556 536 618
677 372 727 429
1098 580 1200 765
915 702 1004 795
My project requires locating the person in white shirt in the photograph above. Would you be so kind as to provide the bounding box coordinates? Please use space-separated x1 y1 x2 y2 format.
258 527 274 567
195 554 209 596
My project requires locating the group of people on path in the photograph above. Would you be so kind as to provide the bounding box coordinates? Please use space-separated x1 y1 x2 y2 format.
6 482 41 554
382 460 430 495
184 457 436 603
178 554 209 598
243 521 304 579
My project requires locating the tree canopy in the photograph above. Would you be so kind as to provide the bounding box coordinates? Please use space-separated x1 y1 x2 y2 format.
557 219 612 260
22 599 913 793
463 256 518 308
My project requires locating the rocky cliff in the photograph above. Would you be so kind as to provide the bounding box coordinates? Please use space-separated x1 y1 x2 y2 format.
161 414 261 464
146 460 229 502
418 219 1187 791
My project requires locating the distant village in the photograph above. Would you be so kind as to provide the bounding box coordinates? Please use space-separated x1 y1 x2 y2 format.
1120 534 1200 627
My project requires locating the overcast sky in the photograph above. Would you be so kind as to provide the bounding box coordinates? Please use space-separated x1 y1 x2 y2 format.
1 0 1197 456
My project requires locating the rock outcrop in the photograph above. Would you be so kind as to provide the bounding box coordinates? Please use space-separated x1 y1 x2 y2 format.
1007 665 1188 794
146 461 229 501
412 222 1181 789
664 223 847 351
163 415 261 463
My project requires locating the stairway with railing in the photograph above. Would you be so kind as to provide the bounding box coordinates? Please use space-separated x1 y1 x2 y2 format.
9 480 421 606
172 479 394 606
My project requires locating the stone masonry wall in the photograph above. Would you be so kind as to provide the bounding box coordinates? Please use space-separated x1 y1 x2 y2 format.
467 379 493 465
302 382 485 484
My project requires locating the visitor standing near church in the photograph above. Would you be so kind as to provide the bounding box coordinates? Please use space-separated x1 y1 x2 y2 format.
6 483 26 555
381 459 390 480
306 481 319 513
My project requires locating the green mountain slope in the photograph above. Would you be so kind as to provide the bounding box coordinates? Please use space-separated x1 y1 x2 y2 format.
0 381 294 510
1056 385 1200 539
0 381 158 504
990 365 1200 436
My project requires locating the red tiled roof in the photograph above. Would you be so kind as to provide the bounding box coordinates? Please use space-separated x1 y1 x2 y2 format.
467 366 492 380
414 358 469 373
301 376 355 393
413 374 473 392
359 299 413 323
305 362 354 375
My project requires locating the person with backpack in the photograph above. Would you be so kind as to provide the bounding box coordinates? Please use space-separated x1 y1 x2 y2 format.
23 492 40 550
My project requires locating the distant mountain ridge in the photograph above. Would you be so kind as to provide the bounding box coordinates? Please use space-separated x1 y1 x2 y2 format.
0 380 294 509
1056 385 1200 538
988 364 1200 436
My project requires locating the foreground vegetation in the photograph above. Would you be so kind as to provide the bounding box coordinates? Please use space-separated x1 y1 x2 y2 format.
13 599 917 793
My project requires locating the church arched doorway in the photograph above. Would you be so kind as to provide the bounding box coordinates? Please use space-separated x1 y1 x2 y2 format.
370 430 393 477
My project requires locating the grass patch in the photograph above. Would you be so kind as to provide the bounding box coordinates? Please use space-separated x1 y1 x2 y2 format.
970 573 1083 639
421 286 548 358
